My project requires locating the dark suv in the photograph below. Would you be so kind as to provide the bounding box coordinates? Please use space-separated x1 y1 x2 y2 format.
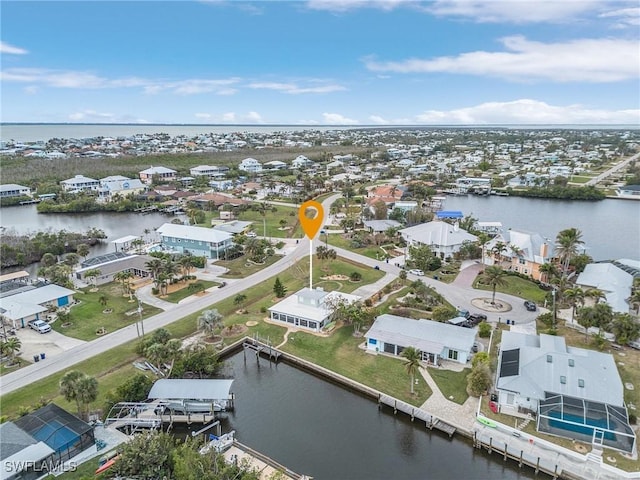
524 300 537 311
466 312 487 326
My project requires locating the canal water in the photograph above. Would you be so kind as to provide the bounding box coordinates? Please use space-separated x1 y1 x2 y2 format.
178 352 540 480
1 195 637 266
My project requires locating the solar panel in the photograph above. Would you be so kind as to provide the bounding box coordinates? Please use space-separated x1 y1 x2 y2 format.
81 251 130 267
499 348 520 377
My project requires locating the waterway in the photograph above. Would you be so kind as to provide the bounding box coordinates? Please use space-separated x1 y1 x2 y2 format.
191 352 540 480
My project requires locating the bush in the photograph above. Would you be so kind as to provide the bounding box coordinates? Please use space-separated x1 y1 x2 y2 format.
478 322 492 338
472 351 490 368
260 306 267 313
431 306 456 322
364 298 373 307
151 287 159 295
350 272 362 282
466 364 492 397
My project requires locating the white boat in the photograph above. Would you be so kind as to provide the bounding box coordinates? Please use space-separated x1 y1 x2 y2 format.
199 430 235 454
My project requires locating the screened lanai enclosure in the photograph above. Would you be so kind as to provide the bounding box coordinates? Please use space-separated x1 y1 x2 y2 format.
537 392 635 453
14 404 95 463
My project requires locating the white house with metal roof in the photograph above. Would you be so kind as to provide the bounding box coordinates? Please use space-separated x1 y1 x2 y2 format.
138 166 177 184
399 221 477 258
60 175 100 193
576 262 634 313
238 157 262 173
156 223 233 259
365 314 476 364
496 331 634 453
0 284 76 328
0 184 31 198
268 287 361 332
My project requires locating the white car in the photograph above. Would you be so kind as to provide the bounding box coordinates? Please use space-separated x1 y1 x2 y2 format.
246 231 257 238
29 319 52 334
408 269 424 276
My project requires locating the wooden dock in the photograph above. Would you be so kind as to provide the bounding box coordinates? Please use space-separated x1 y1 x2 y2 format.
224 441 312 480
378 394 456 437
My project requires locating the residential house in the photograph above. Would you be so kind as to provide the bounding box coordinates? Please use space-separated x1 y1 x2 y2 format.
212 220 253 236
76 253 155 286
138 166 177 184
291 155 315 169
190 193 248 210
189 165 230 177
0 184 31 198
485 229 552 281
362 219 402 234
98 176 145 201
268 287 361 332
400 221 477 258
616 185 640 199
263 160 288 171
495 331 634 453
60 175 100 193
156 223 233 259
575 262 633 313
365 314 476 365
0 284 76 328
238 157 262 173
0 422 55 480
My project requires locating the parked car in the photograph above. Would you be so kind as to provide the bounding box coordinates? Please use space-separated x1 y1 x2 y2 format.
408 269 424 276
29 319 51 334
628 341 640 350
246 231 257 238
466 313 487 326
524 300 537 311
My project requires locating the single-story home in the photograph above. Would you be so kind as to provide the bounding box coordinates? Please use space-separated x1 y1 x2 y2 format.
138 166 177 184
0 284 76 328
156 223 233 259
496 331 634 453
365 314 476 365
268 287 361 333
212 220 253 235
362 219 402 234
575 262 634 313
0 184 31 198
75 253 155 286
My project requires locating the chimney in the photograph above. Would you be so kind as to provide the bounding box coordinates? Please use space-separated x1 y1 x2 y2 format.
540 242 548 259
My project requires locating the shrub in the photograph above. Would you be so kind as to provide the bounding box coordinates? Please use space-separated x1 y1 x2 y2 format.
431 306 456 322
466 364 492 397
151 287 159 295
350 272 362 282
472 351 490 368
478 322 492 338
364 298 373 307
260 306 267 313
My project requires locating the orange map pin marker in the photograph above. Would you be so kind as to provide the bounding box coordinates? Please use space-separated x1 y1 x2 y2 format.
299 200 324 239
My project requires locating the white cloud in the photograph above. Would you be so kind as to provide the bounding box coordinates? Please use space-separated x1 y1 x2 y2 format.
245 111 264 123
364 36 640 82
413 99 640 124
195 113 212 119
369 115 389 124
68 109 116 122
322 112 359 125
222 112 236 122
0 41 28 54
426 0 604 23
306 0 409 13
599 7 640 28
248 81 346 94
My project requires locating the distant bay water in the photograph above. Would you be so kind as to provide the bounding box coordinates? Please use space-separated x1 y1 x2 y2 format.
1 123 638 143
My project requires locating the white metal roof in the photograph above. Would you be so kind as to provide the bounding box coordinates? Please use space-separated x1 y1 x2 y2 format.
576 263 633 313
1 442 55 479
0 284 75 306
366 314 476 354
148 379 234 401
157 223 232 243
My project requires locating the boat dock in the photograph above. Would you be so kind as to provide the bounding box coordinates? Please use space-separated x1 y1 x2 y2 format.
378 394 456 437
242 336 281 363
224 440 312 480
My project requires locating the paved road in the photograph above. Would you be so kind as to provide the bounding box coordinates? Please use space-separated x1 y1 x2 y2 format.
585 151 640 186
0 192 536 394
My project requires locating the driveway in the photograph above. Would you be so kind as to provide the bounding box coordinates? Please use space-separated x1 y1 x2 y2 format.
11 326 86 364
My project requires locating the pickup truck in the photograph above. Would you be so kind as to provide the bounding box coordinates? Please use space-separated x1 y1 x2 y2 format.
29 319 52 334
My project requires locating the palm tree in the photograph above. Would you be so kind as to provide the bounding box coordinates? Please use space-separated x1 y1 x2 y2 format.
60 371 98 420
564 287 585 323
630 289 640 315
76 243 90 261
479 265 508 305
491 241 508 265
234 294 247 311
63 253 80 270
83 268 101 287
402 347 421 395
2 336 22 364
198 309 224 338
145 258 163 280
585 288 606 305
538 262 560 284
161 259 180 285
114 270 134 299
611 313 640 345
179 255 195 280
41 252 57 268
555 227 584 273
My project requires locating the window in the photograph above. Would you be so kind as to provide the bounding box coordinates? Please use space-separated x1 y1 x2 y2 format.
448 350 458 360
578 379 585 388
546 355 552 363
568 359 574 367
560 376 566 384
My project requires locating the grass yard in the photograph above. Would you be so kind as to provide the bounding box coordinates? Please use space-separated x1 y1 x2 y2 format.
431 260 462 284
427 367 470 405
473 274 548 304
161 279 219 303
326 233 391 261
569 175 594 184
237 205 302 238
51 284 163 341
216 254 282 278
281 326 432 406
0 357 31 377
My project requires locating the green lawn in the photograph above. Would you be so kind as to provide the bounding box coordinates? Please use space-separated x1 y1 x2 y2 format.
326 233 395 261
196 204 302 238
51 284 163 341
216 254 282 278
569 175 594 184
162 280 219 303
281 326 432 406
473 274 548 304
427 367 470 405
431 260 462 284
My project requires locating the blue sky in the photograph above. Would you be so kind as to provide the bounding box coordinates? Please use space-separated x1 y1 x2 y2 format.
1 0 639 125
